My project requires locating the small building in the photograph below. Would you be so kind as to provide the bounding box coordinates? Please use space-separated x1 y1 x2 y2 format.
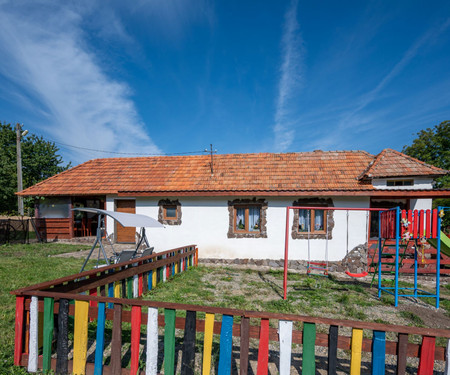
18 149 449 261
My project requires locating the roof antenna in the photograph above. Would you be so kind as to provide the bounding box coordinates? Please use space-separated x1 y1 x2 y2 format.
204 144 217 174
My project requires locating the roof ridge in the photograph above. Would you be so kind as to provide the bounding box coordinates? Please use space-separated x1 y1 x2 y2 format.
82 150 373 162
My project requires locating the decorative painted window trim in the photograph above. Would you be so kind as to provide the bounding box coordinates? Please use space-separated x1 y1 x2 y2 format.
158 199 182 225
291 198 334 240
227 198 267 238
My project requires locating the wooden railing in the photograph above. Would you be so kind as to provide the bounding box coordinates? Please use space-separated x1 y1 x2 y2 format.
11 244 450 375
12 244 198 374
380 208 440 240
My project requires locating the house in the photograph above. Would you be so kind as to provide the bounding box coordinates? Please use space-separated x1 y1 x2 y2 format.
18 149 449 261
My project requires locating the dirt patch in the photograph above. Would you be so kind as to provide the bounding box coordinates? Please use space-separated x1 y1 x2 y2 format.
397 302 450 330
198 263 450 331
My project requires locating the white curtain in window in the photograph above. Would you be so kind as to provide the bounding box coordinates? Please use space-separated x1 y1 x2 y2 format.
236 208 245 230
249 207 260 231
299 209 307 232
315 210 324 230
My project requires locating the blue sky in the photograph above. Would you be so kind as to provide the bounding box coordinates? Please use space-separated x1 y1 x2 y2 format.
0 0 449 165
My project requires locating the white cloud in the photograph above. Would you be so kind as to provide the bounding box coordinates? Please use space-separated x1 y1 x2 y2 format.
0 1 161 164
273 0 305 152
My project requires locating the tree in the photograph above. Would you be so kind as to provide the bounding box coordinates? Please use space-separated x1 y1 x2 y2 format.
0 123 71 214
402 120 450 229
402 120 449 188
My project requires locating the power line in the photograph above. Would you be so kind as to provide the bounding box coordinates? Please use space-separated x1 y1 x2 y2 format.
50 140 207 156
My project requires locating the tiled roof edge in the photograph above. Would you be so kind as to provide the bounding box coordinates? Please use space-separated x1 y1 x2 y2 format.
18 160 96 195
358 148 448 179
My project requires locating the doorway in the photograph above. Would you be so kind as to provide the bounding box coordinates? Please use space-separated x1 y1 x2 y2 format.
370 199 408 238
115 199 136 243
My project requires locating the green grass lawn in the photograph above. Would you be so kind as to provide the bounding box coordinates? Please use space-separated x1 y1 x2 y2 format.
0 242 90 374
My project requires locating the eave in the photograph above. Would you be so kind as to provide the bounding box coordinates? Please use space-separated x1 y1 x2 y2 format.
17 189 450 199
116 189 450 198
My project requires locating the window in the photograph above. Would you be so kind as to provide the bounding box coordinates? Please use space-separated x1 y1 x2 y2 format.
235 206 261 233
386 179 414 187
298 209 326 233
158 199 182 225
228 198 267 238
291 198 334 240
164 205 177 220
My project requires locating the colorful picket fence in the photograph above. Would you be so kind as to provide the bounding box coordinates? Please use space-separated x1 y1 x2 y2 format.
11 242 450 374
13 244 197 374
12 290 450 375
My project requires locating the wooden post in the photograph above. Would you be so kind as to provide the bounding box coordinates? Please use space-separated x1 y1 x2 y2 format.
146 307 158 375
218 315 234 375
14 296 25 366
42 297 54 372
328 325 338 375
181 311 197 375
130 306 142 375
94 302 106 375
240 317 250 375
372 330 386 375
202 313 215 375
110 304 123 374
278 320 293 375
56 299 69 375
164 309 176 375
27 296 39 373
256 318 269 375
73 300 89 375
303 322 316 374
350 328 363 375
418 336 436 375
396 333 408 375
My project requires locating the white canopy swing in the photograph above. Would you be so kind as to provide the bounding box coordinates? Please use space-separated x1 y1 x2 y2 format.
73 208 164 273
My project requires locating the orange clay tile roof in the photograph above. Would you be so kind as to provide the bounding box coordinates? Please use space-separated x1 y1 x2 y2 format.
358 149 447 179
17 150 448 197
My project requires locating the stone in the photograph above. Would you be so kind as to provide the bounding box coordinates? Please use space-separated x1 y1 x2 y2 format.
340 243 368 273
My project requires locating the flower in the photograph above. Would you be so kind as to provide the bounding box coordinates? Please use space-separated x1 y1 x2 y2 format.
401 218 411 227
402 232 411 241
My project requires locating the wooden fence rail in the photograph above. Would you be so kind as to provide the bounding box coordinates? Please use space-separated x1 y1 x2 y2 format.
11 244 450 375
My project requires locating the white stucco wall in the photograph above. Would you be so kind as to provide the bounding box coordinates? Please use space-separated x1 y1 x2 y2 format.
372 177 434 190
106 195 371 262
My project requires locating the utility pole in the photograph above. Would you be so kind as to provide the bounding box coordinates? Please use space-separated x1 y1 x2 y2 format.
16 123 28 216
204 144 217 174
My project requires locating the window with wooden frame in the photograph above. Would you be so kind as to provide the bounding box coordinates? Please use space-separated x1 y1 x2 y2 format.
291 198 334 240
297 209 327 234
234 205 261 233
228 198 267 238
163 205 177 220
158 199 182 225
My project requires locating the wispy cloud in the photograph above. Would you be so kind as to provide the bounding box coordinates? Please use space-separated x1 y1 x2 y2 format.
0 1 161 164
127 0 215 40
273 0 305 152
348 18 450 120
313 17 450 151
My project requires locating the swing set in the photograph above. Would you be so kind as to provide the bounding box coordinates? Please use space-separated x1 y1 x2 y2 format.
282 205 448 308
283 206 385 299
